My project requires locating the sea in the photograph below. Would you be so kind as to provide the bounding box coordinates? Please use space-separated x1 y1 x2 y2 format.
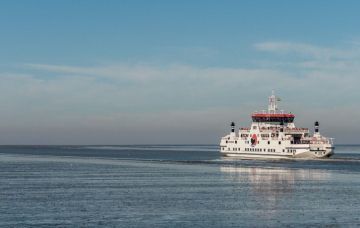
0 145 359 227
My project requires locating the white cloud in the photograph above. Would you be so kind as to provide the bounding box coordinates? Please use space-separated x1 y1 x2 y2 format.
255 42 329 58
24 62 294 90
1 41 360 144
254 41 360 77
254 41 360 60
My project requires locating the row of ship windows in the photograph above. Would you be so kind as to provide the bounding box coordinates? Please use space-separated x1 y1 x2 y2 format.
240 134 279 138
222 147 297 153
226 140 283 145
227 140 302 145
245 148 276 152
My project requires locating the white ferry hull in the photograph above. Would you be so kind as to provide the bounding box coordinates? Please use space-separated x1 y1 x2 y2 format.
221 148 334 159
222 152 293 159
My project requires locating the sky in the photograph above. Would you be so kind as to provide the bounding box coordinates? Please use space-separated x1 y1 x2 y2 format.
0 0 360 144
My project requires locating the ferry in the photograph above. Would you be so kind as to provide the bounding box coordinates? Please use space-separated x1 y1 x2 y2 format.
220 91 334 159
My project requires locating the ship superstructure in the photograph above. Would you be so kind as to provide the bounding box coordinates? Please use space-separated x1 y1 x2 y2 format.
220 91 334 159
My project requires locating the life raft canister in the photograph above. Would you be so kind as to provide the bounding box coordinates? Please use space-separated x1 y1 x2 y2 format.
251 134 257 146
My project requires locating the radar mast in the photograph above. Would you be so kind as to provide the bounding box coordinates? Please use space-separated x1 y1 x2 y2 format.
268 90 280 114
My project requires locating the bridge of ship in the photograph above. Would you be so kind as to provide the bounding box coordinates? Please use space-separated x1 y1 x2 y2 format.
251 113 295 123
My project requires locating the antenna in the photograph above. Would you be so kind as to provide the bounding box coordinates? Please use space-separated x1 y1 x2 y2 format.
268 90 279 114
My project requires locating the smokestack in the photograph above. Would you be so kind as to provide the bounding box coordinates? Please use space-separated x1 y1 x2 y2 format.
231 122 235 133
314 121 319 133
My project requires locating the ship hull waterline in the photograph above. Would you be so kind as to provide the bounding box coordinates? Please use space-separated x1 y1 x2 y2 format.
221 149 334 159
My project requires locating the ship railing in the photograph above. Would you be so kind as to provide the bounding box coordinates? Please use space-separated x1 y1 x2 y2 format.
284 128 309 133
260 127 279 131
259 131 270 134
309 139 330 144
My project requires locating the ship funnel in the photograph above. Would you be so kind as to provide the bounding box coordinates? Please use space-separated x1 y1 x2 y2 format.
280 121 284 132
231 122 235 133
314 121 319 133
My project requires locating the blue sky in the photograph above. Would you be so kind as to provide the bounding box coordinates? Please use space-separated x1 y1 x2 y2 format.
0 1 360 144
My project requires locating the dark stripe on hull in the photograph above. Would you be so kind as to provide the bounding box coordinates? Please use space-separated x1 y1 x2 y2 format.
285 147 310 149
221 152 293 158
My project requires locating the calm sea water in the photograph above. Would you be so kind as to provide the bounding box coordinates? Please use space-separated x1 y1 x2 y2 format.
0 145 359 227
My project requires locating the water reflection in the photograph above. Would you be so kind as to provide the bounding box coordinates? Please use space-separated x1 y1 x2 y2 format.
220 166 331 185
220 165 332 218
